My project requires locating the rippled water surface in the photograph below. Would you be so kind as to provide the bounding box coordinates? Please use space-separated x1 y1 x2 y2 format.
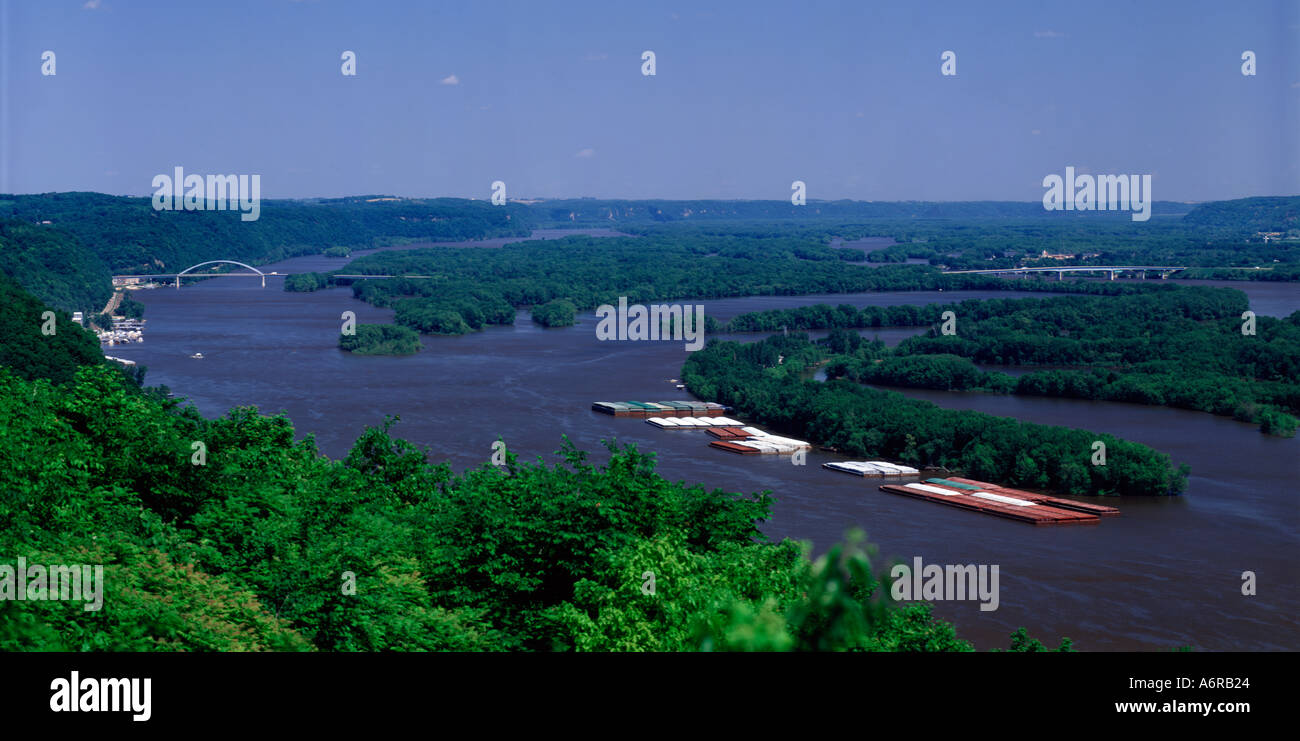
108 235 1300 651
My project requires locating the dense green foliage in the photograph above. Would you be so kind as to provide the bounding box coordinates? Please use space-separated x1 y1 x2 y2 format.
530 299 578 327
0 193 531 312
879 222 1297 273
284 272 332 292
0 275 1052 652
0 193 531 275
1000 628 1076 652
338 324 422 355
0 360 1000 651
683 334 1188 496
816 287 1300 436
5 194 1291 653
793 216 1299 276
583 199 1297 278
0 219 112 312
724 280 1169 333
322 246 353 258
320 236 1152 338
1179 265 1300 281
118 294 145 318
532 199 1192 226
0 273 109 384
1181 196 1300 235
3 191 1293 313
848 353 995 391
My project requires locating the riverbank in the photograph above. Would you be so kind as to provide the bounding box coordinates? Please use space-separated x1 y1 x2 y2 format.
108 239 1300 651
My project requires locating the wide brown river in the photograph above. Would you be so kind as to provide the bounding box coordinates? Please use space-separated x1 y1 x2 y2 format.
108 232 1300 651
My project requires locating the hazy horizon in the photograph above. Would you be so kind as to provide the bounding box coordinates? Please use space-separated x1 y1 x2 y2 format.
4 0 1297 201
6 190 1290 205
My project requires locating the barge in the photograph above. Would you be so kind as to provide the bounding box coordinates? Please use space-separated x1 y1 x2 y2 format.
823 461 921 477
878 477 1108 525
939 477 1121 517
592 400 729 417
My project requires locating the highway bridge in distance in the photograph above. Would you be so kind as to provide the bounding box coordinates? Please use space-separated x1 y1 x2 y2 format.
942 265 1274 280
112 262 1274 289
110 264 445 287
941 265 1192 280
113 260 271 288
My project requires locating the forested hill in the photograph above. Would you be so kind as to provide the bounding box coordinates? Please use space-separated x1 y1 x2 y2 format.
0 259 1028 652
0 219 113 312
531 199 1195 225
0 193 532 312
0 190 1292 313
1182 196 1300 236
0 272 118 385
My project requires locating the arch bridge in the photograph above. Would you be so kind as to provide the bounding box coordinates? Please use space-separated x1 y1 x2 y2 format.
173 260 267 288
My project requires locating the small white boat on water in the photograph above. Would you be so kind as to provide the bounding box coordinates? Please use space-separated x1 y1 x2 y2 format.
190 352 204 359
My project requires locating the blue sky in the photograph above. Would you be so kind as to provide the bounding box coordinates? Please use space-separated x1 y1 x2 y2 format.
3 0 1297 201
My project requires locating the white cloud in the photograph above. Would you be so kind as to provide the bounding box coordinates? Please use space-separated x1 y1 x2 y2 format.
1034 30 1065 39
574 148 596 159
83 0 102 8
1031 129 1041 135
440 74 460 86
